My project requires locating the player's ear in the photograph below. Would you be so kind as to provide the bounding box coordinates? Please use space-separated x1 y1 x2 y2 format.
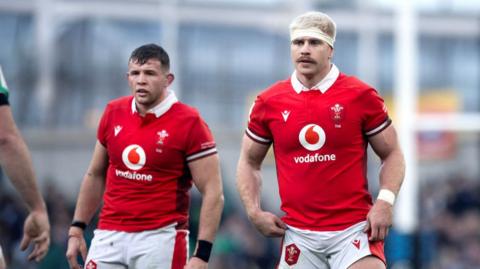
329 48 334 59
166 73 175 85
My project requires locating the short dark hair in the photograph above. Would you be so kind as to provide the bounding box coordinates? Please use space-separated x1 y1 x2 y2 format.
129 43 170 70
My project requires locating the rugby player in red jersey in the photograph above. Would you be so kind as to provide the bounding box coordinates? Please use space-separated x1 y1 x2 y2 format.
66 44 224 269
237 11 405 269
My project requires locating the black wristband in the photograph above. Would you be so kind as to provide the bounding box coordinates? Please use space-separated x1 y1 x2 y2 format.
194 240 213 263
71 220 87 230
0 93 9 106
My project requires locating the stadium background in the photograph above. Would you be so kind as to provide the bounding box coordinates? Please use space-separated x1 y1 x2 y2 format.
0 0 479 268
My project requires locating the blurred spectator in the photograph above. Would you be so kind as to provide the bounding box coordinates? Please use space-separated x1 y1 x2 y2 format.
190 187 280 269
0 192 25 267
420 176 480 269
37 180 71 269
211 211 279 269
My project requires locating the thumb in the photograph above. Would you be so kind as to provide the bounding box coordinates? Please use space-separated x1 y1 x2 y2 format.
20 234 31 251
363 219 371 233
80 243 87 262
274 217 287 230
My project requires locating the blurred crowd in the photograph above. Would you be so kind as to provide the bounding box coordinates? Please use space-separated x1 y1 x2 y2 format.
419 176 480 269
0 179 73 269
1 173 480 269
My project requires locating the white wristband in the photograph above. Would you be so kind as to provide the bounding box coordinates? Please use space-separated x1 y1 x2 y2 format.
377 189 396 206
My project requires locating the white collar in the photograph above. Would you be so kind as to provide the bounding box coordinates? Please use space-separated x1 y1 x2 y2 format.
131 90 178 118
290 64 340 94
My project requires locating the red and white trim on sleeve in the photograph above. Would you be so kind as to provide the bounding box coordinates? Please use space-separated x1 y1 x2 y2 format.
246 128 272 145
364 118 392 137
186 147 217 162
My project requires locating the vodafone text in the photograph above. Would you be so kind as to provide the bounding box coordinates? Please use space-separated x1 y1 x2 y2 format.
115 169 153 182
293 153 336 164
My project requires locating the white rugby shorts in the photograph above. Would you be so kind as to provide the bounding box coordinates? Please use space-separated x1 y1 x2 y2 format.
84 223 189 269
277 221 385 269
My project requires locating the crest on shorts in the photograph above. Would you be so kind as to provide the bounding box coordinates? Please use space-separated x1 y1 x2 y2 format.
330 103 344 128
86 260 97 269
285 243 300 266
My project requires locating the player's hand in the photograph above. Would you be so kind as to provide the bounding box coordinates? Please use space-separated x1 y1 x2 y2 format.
65 228 87 269
20 209 50 262
363 200 393 241
184 257 208 269
249 210 287 237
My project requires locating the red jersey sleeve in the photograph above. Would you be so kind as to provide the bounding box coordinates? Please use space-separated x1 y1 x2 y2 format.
97 104 111 146
361 88 391 136
246 96 272 144
185 115 217 162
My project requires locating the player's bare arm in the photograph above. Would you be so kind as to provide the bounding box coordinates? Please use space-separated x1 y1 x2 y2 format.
0 106 50 262
364 125 405 241
0 250 4 269
187 154 224 269
66 141 108 269
236 135 287 237
0 107 46 213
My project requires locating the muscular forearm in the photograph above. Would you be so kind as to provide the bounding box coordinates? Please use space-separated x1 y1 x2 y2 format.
71 141 108 228
0 131 45 212
236 136 269 218
72 173 105 224
237 153 287 238
236 159 263 217
196 190 223 242
189 154 223 244
378 147 405 195
369 125 405 196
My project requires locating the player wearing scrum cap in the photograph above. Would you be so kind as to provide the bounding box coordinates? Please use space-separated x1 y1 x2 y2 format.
236 11 405 269
0 66 50 268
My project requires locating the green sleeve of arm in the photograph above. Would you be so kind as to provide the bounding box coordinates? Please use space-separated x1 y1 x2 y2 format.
0 87 9 106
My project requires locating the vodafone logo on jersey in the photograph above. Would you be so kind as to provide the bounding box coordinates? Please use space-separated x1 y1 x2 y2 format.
122 145 146 170
298 124 326 151
294 124 336 164
116 145 152 182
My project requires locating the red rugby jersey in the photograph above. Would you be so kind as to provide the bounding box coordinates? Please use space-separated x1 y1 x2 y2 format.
97 91 217 232
247 66 391 231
